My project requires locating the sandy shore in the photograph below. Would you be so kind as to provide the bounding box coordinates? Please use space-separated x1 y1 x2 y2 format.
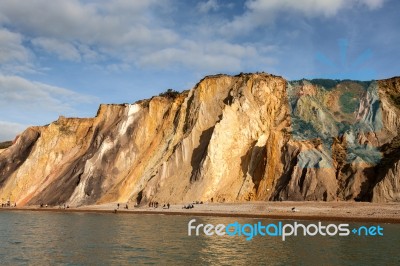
1 201 399 223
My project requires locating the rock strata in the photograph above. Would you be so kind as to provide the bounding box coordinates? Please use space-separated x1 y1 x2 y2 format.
0 73 399 206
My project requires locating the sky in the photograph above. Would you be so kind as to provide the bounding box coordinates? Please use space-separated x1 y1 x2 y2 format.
0 0 399 141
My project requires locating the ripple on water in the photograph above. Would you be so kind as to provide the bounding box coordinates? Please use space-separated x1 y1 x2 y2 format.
0 211 398 265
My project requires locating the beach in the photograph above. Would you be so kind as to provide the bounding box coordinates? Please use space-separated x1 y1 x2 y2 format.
2 201 399 223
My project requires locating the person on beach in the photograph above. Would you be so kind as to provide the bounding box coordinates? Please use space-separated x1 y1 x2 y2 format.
117 203 120 209
167 203 170 209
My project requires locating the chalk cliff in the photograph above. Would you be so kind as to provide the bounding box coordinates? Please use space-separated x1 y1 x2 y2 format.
0 73 399 206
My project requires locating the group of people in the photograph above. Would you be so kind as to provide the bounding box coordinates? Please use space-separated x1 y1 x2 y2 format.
148 201 159 208
116 203 129 209
1 202 16 208
40 203 70 209
148 201 170 209
182 204 194 209
182 201 203 209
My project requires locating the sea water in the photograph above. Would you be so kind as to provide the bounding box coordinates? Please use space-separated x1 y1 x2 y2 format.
0 211 398 265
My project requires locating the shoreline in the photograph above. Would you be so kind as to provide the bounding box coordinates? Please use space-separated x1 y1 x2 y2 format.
1 201 399 224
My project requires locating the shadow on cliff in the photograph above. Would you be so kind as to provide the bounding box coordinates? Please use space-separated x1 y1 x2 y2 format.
240 142 267 193
0 130 40 188
190 126 215 182
360 135 400 200
269 143 299 201
28 127 112 206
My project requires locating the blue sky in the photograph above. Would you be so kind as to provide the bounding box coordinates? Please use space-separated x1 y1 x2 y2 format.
0 0 399 141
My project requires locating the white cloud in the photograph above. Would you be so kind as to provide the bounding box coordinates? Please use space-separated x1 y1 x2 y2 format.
138 40 272 72
0 0 282 74
0 0 387 74
0 121 27 141
0 0 101 40
0 75 96 113
105 63 132 73
0 28 29 63
0 0 181 69
197 0 220 13
78 44 101 62
362 0 385 9
223 0 386 33
0 27 34 73
32 38 81 62
0 0 175 47
139 47 242 71
245 0 385 15
246 0 346 17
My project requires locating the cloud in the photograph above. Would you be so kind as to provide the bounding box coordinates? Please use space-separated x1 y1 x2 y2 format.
0 27 34 73
0 0 182 69
0 0 268 72
0 75 96 113
0 121 27 141
139 47 242 71
32 38 81 62
222 0 386 33
0 28 29 63
197 0 220 13
0 0 388 76
362 0 386 9
246 0 347 17
105 63 132 73
0 75 98 135
245 0 385 15
0 0 176 47
138 40 271 72
77 44 101 62
0 0 282 73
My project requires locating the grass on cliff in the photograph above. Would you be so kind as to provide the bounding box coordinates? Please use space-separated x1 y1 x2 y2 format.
0 141 12 149
291 118 321 139
308 79 373 91
340 92 360 114
390 95 400 108
309 79 341 90
159 89 180 99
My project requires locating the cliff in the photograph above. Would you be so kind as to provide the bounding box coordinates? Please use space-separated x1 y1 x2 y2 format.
0 73 399 206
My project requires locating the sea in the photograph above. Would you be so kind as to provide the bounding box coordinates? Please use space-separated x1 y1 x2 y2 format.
0 211 398 265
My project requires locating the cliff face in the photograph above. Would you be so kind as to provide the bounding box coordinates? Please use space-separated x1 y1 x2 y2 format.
0 73 399 206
